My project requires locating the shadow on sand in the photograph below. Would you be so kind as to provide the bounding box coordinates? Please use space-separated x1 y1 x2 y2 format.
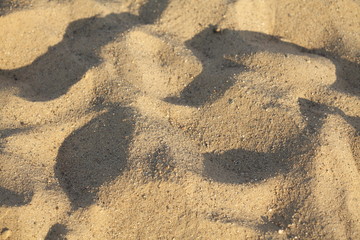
165 26 359 107
0 187 32 207
0 0 169 101
54 104 134 209
44 223 68 240
178 26 359 234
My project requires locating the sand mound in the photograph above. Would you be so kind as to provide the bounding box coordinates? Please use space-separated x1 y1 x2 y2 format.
0 0 359 239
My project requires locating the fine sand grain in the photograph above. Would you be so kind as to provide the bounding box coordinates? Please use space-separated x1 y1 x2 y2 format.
0 0 359 239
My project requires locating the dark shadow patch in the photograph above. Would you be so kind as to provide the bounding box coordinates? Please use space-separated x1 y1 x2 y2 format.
203 149 289 184
139 0 169 24
54 104 135 210
202 98 331 185
0 0 32 16
0 0 169 101
0 127 28 139
164 27 307 107
0 13 138 101
0 187 32 206
165 27 359 107
44 223 68 240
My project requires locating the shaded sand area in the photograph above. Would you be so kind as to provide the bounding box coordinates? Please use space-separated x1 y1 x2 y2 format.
0 0 359 239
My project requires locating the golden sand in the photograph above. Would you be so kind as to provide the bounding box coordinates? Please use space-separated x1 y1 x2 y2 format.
0 0 359 239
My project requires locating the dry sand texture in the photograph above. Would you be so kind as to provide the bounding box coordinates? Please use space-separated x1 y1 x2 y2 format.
0 0 360 239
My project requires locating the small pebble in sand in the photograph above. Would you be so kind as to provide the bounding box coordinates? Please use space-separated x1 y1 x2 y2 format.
212 26 222 33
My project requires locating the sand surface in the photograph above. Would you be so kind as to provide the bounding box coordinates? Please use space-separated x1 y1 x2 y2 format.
0 0 359 239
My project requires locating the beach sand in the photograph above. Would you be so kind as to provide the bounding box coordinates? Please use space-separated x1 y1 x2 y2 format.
0 0 359 239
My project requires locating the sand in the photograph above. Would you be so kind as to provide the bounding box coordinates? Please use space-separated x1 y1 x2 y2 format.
0 0 359 239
